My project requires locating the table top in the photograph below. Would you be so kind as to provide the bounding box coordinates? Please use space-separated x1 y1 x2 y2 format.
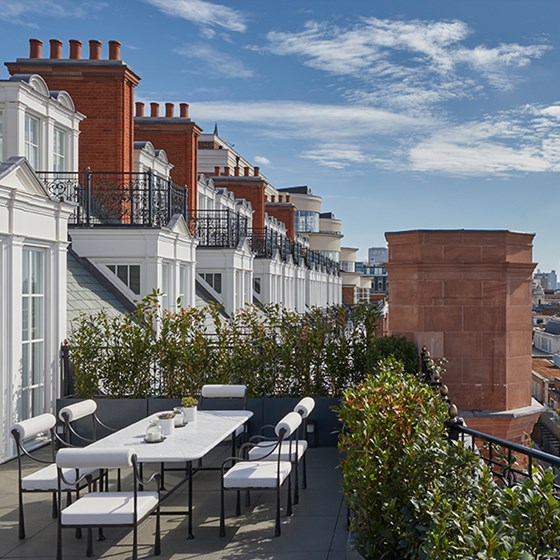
87 410 252 462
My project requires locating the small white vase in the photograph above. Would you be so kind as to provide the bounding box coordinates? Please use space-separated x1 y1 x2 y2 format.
159 418 175 436
183 406 197 423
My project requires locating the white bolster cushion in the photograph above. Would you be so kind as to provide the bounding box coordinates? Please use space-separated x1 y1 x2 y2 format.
57 448 134 469
295 397 315 418
59 399 97 422
275 411 301 438
201 384 246 398
12 413 56 441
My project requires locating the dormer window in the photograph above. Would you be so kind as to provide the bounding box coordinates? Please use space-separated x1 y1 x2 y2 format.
24 113 39 170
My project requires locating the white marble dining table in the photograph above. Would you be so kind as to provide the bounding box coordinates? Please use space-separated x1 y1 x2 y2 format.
86 409 253 538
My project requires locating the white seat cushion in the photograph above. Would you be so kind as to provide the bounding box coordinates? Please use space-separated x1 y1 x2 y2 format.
248 440 308 462
60 491 159 526
22 464 96 491
223 461 292 489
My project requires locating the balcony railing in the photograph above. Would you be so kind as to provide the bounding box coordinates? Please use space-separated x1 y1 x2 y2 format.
195 209 249 248
38 170 187 228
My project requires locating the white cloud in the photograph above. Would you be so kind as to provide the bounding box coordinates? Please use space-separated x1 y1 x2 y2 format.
408 106 560 175
261 17 550 110
0 0 105 25
301 145 368 169
144 0 247 33
254 155 271 166
175 44 253 78
190 100 432 141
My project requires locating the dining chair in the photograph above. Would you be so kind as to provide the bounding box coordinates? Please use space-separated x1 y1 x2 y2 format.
220 411 301 537
11 414 95 539
56 447 161 560
58 399 117 445
248 397 315 503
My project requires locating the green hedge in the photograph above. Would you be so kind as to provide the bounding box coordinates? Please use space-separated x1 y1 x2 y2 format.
338 359 560 559
68 291 417 399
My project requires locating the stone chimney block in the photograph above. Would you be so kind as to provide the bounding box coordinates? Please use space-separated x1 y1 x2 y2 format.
108 40 121 61
29 39 43 59
49 39 63 59
89 40 102 60
69 39 82 59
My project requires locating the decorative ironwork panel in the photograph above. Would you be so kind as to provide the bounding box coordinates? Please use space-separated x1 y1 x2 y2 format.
196 209 249 248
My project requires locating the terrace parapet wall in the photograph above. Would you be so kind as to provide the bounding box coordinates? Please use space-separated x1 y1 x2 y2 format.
385 229 540 439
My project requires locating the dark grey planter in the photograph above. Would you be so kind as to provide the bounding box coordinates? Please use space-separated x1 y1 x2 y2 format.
346 531 367 560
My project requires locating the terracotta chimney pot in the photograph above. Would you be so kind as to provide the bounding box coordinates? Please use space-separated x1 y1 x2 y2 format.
135 102 145 117
286 194 291 203
224 166 230 176
108 40 121 60
165 102 174 117
150 102 160 117
214 166 220 176
254 166 260 176
69 39 82 59
49 39 63 59
179 103 189 118
89 40 102 60
244 166 250 176
29 39 43 59
234 166 240 176
271 195 276 203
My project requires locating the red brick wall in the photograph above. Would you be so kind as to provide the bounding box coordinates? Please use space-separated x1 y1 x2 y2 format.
6 60 140 173
134 120 202 217
342 285 357 305
385 230 536 412
212 179 266 231
265 204 296 239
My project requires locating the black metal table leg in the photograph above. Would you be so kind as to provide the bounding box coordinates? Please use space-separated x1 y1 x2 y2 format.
187 461 194 539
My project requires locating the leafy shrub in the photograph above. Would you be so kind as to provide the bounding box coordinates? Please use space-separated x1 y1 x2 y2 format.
68 292 407 399
338 358 560 559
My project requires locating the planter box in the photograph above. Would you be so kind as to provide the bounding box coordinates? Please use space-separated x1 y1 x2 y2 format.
56 397 341 446
346 531 367 560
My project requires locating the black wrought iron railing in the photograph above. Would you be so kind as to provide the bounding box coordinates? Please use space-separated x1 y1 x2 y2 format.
451 423 560 489
250 227 340 274
38 170 188 227
195 209 249 248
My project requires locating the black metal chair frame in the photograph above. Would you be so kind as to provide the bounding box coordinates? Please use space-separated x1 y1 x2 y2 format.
56 453 161 560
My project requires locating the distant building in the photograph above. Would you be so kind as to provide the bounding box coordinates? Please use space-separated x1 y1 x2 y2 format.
534 320 560 355
534 270 558 291
368 246 388 265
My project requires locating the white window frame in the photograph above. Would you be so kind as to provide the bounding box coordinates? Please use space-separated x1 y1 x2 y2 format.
21 247 46 420
24 113 40 170
161 263 170 310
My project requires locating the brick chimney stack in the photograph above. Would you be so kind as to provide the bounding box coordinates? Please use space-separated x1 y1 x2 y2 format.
29 39 42 58
6 38 142 173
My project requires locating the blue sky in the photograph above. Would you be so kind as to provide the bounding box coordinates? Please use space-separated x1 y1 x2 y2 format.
0 0 559 269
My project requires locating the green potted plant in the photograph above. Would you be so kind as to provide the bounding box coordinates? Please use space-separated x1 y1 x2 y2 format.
181 396 199 423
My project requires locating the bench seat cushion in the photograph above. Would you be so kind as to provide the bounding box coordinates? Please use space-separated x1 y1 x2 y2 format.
22 464 96 491
223 460 291 489
60 491 159 525
248 440 308 462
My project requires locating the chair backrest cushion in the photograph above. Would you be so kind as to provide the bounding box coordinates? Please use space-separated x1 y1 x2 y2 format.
56 447 134 469
59 399 97 422
294 397 315 418
275 411 302 438
201 384 246 399
12 413 56 441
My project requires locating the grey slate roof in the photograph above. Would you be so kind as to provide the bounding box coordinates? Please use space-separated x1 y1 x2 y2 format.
66 251 133 328
545 320 560 336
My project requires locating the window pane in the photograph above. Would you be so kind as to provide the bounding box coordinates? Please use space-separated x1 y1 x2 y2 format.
214 273 222 294
22 298 29 341
31 250 44 293
22 345 30 386
32 342 44 385
129 265 140 294
32 297 44 339
31 387 43 417
22 250 30 294
107 264 115 273
117 265 128 285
